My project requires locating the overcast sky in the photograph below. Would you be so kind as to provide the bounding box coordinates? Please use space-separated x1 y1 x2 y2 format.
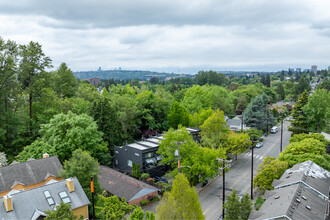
1 0 330 74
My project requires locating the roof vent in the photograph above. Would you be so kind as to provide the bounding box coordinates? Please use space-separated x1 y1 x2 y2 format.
288 171 292 174
306 205 311 210
275 196 280 199
286 175 290 178
296 198 301 203
302 196 306 200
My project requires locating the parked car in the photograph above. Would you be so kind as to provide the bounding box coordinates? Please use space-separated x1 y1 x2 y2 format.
271 126 278 133
256 142 263 148
154 176 168 183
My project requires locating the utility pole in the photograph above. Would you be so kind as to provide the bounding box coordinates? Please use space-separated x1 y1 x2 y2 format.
266 105 269 134
217 158 229 218
91 176 95 220
251 144 254 200
241 114 244 132
222 159 225 217
280 118 283 152
177 142 180 173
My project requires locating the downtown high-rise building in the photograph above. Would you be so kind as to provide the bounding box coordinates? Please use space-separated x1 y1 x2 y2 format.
311 65 317 73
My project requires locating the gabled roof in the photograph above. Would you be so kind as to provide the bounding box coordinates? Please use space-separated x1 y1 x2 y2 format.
0 156 63 193
98 165 157 202
0 177 90 220
250 183 327 220
272 160 330 199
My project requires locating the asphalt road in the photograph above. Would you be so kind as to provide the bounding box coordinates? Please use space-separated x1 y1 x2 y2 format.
199 120 292 220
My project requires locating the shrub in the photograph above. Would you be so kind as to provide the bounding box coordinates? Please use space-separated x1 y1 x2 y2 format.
254 197 265 210
140 173 150 180
140 200 148 206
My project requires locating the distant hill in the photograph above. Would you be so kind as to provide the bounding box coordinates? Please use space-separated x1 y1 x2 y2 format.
73 69 180 80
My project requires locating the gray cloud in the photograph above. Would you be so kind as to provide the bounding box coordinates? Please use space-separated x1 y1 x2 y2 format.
0 0 313 29
0 0 330 73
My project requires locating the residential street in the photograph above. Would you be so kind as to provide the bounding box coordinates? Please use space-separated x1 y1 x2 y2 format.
199 120 292 220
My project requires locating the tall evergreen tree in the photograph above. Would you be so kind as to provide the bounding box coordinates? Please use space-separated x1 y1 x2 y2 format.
18 41 52 121
265 74 271 87
289 90 309 135
243 93 274 131
90 92 122 160
294 77 311 97
53 63 78 98
276 83 285 100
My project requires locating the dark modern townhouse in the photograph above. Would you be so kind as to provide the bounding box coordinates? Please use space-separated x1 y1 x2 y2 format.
113 127 200 177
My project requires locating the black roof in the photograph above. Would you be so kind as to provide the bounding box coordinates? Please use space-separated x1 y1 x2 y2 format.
0 156 63 193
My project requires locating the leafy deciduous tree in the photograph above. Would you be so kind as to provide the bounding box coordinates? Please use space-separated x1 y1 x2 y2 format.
156 173 204 220
253 157 288 192
168 101 190 129
60 149 102 203
45 201 83 220
96 195 136 220
303 89 330 132
40 111 108 163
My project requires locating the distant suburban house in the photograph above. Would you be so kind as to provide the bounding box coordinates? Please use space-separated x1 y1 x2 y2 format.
87 77 100 85
0 155 63 198
0 177 90 219
98 165 158 205
249 161 330 220
113 127 200 176
226 116 249 131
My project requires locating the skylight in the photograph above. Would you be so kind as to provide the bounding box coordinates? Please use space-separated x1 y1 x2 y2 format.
59 191 71 203
43 190 55 206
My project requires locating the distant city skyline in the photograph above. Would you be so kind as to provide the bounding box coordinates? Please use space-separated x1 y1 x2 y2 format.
1 0 330 74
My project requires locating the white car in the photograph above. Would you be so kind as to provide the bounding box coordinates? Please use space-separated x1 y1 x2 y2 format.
256 142 263 148
271 126 278 133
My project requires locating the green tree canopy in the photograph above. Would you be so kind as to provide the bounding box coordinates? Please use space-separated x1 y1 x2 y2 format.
158 126 224 183
279 138 330 170
90 95 122 161
96 195 136 220
276 83 285 100
303 89 330 132
39 111 108 163
156 173 204 220
289 90 309 135
16 139 55 162
60 149 102 203
168 101 190 129
200 109 229 149
45 201 83 220
253 157 288 192
243 93 274 131
224 188 252 220
129 206 155 220
189 108 214 128
52 63 78 98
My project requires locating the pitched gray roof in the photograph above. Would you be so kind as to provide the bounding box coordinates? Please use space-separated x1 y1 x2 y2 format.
0 156 63 193
250 183 327 220
0 177 90 220
98 165 157 202
272 160 330 199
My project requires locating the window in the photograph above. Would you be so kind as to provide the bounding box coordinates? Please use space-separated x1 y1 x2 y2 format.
43 190 55 206
47 197 55 205
59 191 71 204
115 159 118 165
44 190 51 198
128 160 132 167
